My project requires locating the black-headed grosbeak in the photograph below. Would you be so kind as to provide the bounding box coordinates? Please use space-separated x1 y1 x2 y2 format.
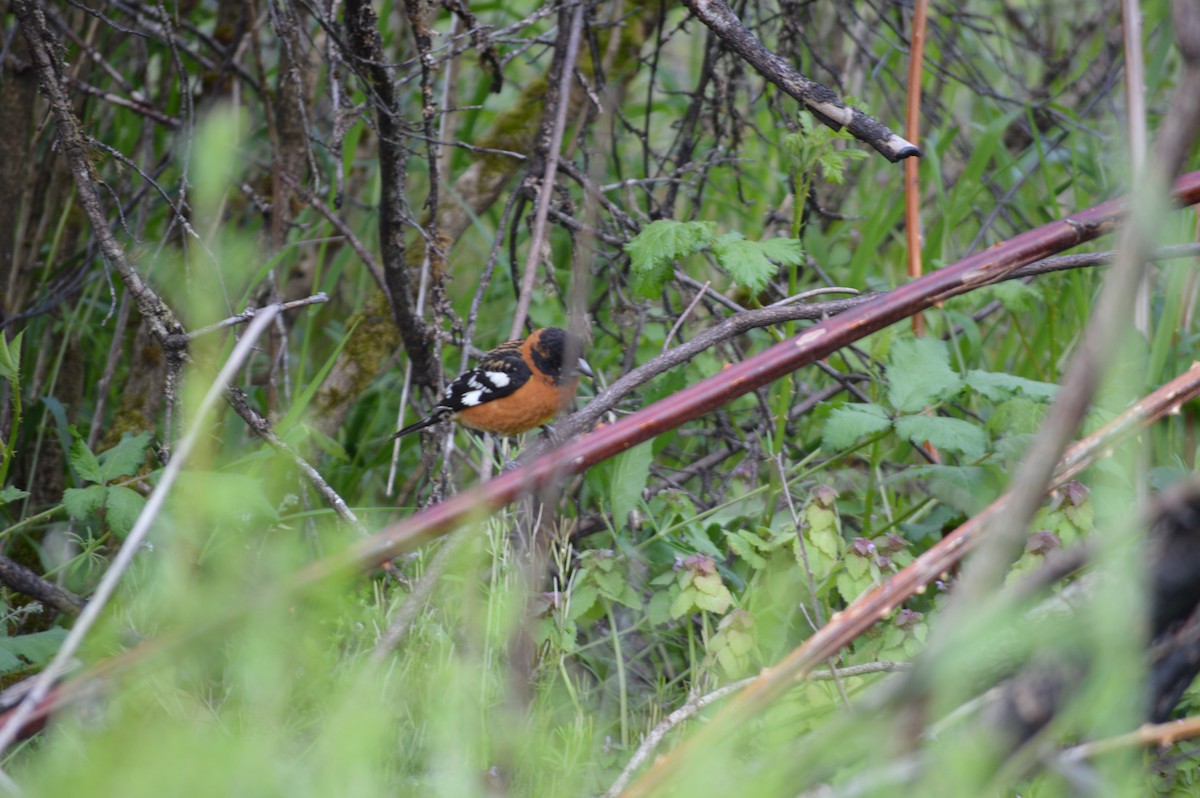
391 327 591 439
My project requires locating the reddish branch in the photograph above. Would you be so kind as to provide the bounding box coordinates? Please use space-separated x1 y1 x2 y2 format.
299 169 1200 581
5 175 1200 744
618 360 1200 797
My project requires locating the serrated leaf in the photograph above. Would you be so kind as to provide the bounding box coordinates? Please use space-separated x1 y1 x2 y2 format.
693 572 725 596
694 587 732 614
104 485 146 539
0 330 23 383
0 628 67 675
758 237 805 265
68 438 104 484
617 585 642 610
594 567 626 601
986 398 1046 436
966 370 1058 402
822 403 891 449
905 465 998 515
611 442 652 530
647 590 674 625
670 587 699 618
567 584 598 621
894 414 987 460
625 220 715 299
728 534 767 568
886 338 963 412
711 233 775 295
62 484 107 519
98 431 152 482
0 486 29 506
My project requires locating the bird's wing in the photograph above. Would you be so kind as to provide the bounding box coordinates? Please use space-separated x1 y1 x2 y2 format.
438 340 531 411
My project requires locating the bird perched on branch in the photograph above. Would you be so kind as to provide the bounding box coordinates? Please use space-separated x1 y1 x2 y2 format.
391 327 592 439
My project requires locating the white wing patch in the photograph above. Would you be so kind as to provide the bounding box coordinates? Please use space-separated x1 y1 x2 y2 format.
460 389 485 406
485 371 511 387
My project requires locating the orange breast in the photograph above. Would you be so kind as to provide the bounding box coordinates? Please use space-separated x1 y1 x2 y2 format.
454 376 579 436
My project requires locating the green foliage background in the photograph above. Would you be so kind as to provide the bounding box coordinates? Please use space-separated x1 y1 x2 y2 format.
1 0 1199 795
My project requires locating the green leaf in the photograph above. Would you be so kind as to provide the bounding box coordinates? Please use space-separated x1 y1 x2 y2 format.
611 441 652 530
886 338 963 412
0 628 67 675
0 330 23 383
905 465 999 515
567 584 598 621
669 587 699 619
711 233 803 295
965 370 1059 402
624 220 715 299
647 590 674 625
986 398 1047 436
710 234 806 295
0 485 29 506
104 485 147 539
98 431 153 482
822 403 892 449
63 484 107 519
759 237 805 265
894 414 987 460
68 437 104 484
728 533 767 568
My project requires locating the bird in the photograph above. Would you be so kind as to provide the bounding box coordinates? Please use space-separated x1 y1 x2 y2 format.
391 327 592 439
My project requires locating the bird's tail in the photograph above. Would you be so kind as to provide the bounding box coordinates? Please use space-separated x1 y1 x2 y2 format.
390 409 449 440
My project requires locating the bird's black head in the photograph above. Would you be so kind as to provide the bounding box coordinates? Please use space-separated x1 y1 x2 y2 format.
529 327 589 384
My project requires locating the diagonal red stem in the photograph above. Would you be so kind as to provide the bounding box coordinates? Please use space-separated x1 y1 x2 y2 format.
303 170 1200 583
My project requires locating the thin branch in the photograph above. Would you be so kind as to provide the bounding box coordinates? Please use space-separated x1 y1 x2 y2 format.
680 0 919 162
603 662 913 798
510 1 586 338
0 307 280 763
616 360 1200 798
186 293 329 340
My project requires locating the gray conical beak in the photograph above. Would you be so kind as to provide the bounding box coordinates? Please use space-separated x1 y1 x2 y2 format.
576 357 594 380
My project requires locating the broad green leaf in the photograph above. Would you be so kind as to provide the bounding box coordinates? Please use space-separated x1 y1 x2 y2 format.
894 414 987 460
611 441 652 531
98 431 152 482
63 484 107 519
68 437 104 484
567 584 598 621
624 220 715 298
822 403 891 449
905 465 999 515
887 338 963 412
986 398 1047 435
711 233 803 295
0 628 67 675
0 330 23 383
104 485 147 539
966 370 1059 402
711 233 776 295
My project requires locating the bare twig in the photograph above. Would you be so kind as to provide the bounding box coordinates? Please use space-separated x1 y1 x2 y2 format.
616 360 1200 798
603 662 912 798
510 1 585 338
186 293 329 340
0 555 84 617
0 307 280 765
680 0 919 162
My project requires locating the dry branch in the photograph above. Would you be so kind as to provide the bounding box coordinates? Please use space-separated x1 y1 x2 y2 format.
617 359 1200 797
301 170 1200 580
680 0 919 162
